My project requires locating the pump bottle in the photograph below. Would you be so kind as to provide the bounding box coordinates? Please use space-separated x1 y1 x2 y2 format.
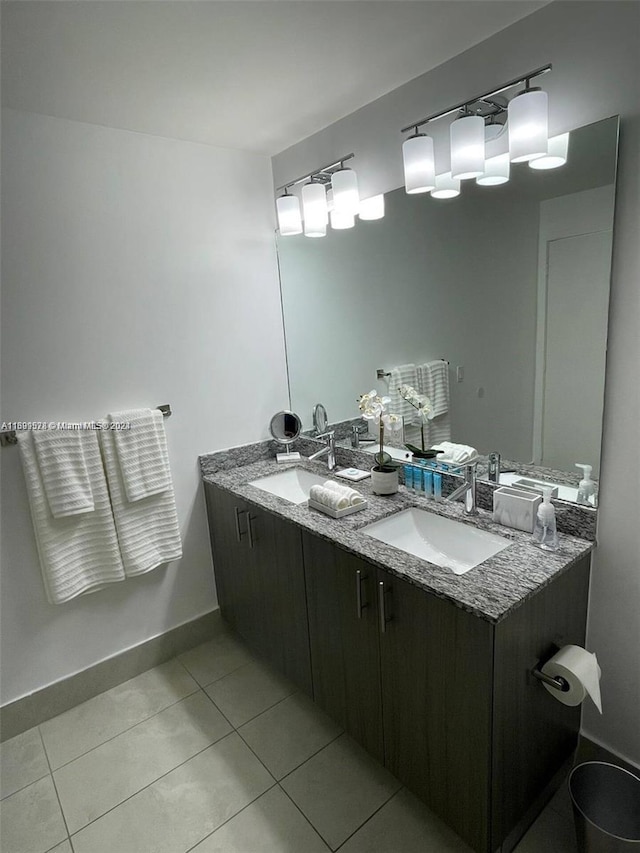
575 464 596 506
532 486 559 551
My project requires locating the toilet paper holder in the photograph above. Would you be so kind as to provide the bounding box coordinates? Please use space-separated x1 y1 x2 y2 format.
532 662 570 693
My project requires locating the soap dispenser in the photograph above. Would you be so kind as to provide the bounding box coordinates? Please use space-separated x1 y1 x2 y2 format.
575 464 596 506
532 487 559 551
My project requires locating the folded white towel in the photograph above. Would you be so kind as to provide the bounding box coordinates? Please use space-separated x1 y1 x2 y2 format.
389 364 418 423
431 441 478 464
32 429 95 518
323 480 365 506
417 361 450 417
18 431 125 604
109 408 171 502
100 410 182 577
309 485 349 511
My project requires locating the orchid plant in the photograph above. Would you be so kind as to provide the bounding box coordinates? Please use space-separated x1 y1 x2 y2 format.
399 384 434 457
358 390 403 470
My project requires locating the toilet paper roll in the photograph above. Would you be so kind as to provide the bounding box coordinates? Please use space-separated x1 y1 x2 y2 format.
541 645 602 713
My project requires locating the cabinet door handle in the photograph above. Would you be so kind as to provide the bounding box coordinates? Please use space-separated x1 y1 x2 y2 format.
234 507 247 543
378 581 392 633
356 569 368 619
247 514 257 549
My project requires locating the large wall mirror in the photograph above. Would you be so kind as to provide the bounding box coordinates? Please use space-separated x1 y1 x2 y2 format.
277 116 619 498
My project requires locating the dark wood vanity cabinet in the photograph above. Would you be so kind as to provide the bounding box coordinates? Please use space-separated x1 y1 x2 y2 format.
205 482 590 853
204 483 312 694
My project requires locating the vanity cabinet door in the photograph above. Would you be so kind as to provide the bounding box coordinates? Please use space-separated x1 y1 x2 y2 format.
246 508 312 695
302 533 384 761
376 567 494 853
204 483 312 695
204 482 264 648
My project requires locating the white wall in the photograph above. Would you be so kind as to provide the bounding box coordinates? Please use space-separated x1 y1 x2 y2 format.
273 2 640 765
0 109 288 704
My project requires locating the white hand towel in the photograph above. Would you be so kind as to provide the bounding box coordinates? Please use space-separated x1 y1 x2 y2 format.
100 410 182 577
109 408 171 502
32 429 95 518
309 485 350 511
417 361 450 417
18 431 125 604
323 480 365 506
389 364 418 423
431 442 478 464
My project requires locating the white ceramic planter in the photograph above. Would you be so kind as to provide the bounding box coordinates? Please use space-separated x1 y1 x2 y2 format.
371 467 399 496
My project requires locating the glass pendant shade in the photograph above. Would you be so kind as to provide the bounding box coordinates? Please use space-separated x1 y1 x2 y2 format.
529 132 570 170
302 182 328 238
430 172 460 199
330 209 355 230
331 168 359 215
402 134 435 194
508 88 548 163
476 153 510 186
276 193 302 235
358 194 385 220
450 114 485 179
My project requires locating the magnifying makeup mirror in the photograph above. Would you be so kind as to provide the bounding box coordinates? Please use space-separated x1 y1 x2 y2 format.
313 403 328 435
269 410 302 462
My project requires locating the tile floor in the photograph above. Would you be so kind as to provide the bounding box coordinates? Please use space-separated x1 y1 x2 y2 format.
0 629 579 853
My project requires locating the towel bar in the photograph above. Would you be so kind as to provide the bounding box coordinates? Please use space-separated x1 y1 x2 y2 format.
0 404 172 447
376 359 449 381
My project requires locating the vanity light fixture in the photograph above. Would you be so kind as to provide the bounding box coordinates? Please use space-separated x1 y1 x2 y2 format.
450 111 485 180
302 180 328 238
402 132 436 194
358 194 385 220
508 80 548 163
275 153 359 237
529 132 570 170
476 153 510 186
431 172 460 199
275 188 303 235
331 163 360 216
401 64 553 198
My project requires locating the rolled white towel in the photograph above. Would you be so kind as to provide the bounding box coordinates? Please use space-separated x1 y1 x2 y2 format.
323 480 365 506
309 485 350 511
431 441 478 464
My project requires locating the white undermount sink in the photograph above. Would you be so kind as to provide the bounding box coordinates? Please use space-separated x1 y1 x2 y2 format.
362 508 511 575
248 468 327 505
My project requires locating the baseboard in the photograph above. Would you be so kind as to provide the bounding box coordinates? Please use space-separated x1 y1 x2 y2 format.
0 608 222 742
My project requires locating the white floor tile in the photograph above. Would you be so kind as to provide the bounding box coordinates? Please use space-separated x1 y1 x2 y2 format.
281 734 401 850
190 786 330 853
41 659 198 769
0 727 50 800
339 788 472 853
0 775 67 853
514 802 577 853
239 692 342 780
205 660 296 728
178 632 254 687
71 733 274 853
54 691 231 832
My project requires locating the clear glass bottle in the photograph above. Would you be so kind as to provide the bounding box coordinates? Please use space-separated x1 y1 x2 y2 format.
532 487 559 551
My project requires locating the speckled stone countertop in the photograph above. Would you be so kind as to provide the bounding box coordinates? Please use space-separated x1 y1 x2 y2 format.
200 442 594 625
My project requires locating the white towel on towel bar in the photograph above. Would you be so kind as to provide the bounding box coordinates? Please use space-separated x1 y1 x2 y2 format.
388 364 418 423
18 431 125 604
109 408 171 502
32 429 95 518
100 409 182 577
417 361 450 417
417 360 451 445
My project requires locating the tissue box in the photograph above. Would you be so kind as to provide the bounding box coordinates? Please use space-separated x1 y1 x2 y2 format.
493 487 542 533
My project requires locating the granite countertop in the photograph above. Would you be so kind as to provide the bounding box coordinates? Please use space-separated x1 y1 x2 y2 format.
201 444 594 625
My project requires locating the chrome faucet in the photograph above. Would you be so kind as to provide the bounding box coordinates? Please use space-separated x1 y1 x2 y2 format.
351 423 376 449
446 462 479 516
309 430 337 471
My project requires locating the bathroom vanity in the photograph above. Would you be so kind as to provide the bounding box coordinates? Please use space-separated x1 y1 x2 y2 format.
202 447 593 853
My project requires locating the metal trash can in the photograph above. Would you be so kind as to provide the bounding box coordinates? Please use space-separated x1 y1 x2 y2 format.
569 761 640 851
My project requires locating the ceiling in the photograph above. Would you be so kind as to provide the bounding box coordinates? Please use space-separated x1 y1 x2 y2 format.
1 1 548 155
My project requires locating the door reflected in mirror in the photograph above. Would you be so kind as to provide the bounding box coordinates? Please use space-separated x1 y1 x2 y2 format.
276 116 619 501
